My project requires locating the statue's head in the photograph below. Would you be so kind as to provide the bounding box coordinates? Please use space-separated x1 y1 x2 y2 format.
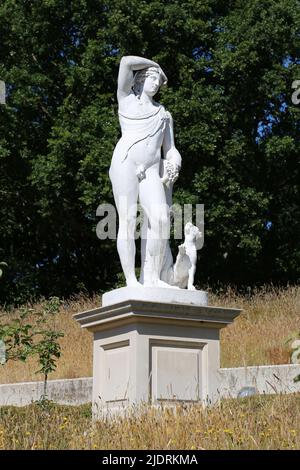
133 66 167 97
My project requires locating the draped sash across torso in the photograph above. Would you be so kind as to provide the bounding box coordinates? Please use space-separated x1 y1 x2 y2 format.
113 105 168 163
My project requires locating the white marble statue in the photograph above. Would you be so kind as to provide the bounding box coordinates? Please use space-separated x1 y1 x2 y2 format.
109 56 199 289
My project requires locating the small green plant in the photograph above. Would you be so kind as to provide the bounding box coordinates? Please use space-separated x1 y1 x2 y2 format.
0 307 35 363
34 329 64 397
0 297 64 398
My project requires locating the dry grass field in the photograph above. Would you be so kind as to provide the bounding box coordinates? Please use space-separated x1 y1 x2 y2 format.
0 286 299 450
0 394 299 450
0 286 299 384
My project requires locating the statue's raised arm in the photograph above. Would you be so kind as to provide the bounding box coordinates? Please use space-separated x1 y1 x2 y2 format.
117 56 166 102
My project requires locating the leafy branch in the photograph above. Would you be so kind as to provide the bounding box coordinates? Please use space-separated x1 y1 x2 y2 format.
0 297 64 398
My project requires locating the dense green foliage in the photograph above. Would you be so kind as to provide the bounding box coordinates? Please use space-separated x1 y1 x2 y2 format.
0 0 299 304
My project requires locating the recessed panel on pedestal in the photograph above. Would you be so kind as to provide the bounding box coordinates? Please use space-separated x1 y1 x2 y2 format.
151 341 205 402
102 340 130 405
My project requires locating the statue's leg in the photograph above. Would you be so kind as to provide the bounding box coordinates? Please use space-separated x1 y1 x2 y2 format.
187 264 196 290
187 248 197 290
111 161 140 287
139 167 170 286
139 211 148 284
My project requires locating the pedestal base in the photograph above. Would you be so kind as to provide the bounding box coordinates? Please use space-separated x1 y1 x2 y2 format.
74 288 241 417
102 286 208 307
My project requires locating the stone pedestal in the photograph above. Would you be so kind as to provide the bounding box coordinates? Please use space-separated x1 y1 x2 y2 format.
74 287 241 416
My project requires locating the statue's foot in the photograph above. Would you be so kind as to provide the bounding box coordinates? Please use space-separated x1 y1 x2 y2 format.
126 279 143 288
